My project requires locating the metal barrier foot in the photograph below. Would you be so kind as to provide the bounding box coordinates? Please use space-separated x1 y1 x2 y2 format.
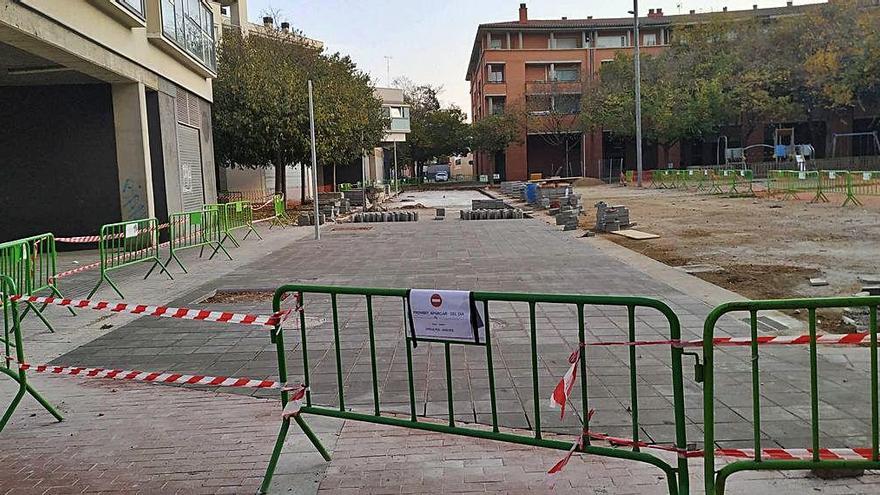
0 365 63 432
143 258 173 281
166 253 188 274
87 276 124 300
23 301 55 333
259 415 331 495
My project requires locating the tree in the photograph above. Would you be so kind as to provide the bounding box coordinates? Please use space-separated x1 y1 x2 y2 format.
526 76 585 177
470 110 525 158
213 26 387 200
393 80 471 179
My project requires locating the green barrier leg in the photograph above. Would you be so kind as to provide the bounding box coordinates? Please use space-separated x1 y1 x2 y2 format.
842 177 863 207
24 301 54 333
0 367 63 432
206 241 233 261
49 286 76 316
166 251 188 274
270 215 285 230
220 232 241 248
87 273 124 300
143 257 173 281
810 180 828 204
244 224 263 241
259 414 331 495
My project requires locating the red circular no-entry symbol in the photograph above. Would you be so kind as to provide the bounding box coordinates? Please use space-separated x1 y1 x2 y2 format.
430 294 443 308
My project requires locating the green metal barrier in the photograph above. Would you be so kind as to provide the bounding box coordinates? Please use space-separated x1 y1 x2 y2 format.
0 275 63 432
166 209 232 273
269 194 293 229
205 201 262 248
0 233 74 333
260 285 691 494
87 218 172 299
703 296 880 494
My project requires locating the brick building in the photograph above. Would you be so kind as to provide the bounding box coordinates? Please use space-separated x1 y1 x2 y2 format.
466 2 880 181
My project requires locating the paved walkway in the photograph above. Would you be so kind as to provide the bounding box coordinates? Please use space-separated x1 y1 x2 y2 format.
2 190 877 493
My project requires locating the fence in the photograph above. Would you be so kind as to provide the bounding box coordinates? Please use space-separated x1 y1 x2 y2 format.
269 194 293 229
702 296 880 494
767 170 880 206
205 201 262 248
0 275 63 432
87 218 172 299
260 284 691 495
166 209 232 273
0 233 73 333
650 169 755 196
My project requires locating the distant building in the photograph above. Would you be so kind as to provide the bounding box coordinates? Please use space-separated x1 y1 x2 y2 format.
0 0 227 241
466 2 880 181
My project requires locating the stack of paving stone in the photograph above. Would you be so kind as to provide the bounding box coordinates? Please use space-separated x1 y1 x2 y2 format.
500 181 525 196
345 189 365 207
298 212 326 226
352 211 418 223
472 199 506 210
319 192 351 217
594 201 632 232
555 206 580 231
536 185 572 208
460 209 524 220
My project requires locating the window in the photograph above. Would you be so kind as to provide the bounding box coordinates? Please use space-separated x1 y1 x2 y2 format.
552 64 580 82
389 107 404 118
555 36 579 49
643 33 658 46
160 0 216 70
117 0 145 18
596 35 626 48
488 34 504 49
554 94 581 114
487 96 506 115
527 95 552 114
487 64 505 83
600 59 614 66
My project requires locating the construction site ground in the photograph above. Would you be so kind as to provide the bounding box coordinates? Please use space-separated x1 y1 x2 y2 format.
573 184 880 329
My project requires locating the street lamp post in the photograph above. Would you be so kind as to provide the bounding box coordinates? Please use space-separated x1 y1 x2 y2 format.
307 80 320 240
632 1 644 187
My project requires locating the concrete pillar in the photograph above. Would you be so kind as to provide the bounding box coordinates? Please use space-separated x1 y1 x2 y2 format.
112 82 154 220
228 0 249 30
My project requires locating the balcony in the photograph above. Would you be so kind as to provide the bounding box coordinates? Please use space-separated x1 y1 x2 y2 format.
147 0 217 77
390 116 411 133
525 80 583 95
87 0 147 27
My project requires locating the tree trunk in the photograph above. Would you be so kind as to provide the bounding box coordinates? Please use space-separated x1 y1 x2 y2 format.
274 162 284 195
300 164 307 204
333 164 337 192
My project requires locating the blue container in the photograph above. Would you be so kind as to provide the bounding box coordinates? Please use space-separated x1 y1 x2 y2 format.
525 183 538 204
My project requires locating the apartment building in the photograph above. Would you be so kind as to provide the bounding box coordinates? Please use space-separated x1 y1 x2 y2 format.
466 2 877 181
0 0 234 241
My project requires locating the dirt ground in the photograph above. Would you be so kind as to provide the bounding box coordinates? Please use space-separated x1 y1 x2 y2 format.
573 184 880 302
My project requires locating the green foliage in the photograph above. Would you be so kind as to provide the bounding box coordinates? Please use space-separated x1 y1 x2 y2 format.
470 111 525 155
212 28 387 193
393 81 470 167
581 1 880 151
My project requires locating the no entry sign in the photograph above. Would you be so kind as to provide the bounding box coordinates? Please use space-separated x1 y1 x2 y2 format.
407 289 484 345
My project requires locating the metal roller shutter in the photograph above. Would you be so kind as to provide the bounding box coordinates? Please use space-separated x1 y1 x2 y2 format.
177 124 204 212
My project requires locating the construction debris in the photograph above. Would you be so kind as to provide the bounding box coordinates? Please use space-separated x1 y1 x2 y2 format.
809 277 829 287
610 229 660 240
472 198 506 210
352 211 419 223
594 202 634 232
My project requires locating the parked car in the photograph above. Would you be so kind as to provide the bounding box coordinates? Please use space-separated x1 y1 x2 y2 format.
435 171 449 182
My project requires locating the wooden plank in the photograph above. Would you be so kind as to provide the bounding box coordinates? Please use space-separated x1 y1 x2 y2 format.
610 229 660 240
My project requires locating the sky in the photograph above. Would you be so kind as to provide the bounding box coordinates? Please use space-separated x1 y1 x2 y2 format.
244 0 819 119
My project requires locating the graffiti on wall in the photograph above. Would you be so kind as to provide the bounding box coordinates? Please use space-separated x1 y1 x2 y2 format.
121 178 148 220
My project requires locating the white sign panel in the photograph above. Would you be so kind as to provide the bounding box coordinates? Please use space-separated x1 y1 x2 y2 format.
125 224 139 238
408 289 485 344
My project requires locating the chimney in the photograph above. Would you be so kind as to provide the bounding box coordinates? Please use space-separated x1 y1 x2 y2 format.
723 6 728 12
281 21 290 33
786 0 793 5
561 16 567 20
648 8 664 18
263 16 273 28
519 3 528 24
649 8 655 14
753 4 758 9
689 9 696 14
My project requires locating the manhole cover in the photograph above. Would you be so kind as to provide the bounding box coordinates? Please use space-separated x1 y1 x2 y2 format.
332 226 374 231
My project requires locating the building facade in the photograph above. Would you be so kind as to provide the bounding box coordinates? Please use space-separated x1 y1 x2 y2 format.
0 0 230 242
466 2 879 181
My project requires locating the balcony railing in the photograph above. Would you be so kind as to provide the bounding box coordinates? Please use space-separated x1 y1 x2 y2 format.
117 0 145 19
389 117 411 133
159 0 216 72
525 80 583 95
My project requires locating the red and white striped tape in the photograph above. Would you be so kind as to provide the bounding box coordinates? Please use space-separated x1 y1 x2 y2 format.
16 362 283 389
717 448 876 461
579 333 877 349
55 223 170 244
252 197 275 211
7 295 287 327
51 260 103 281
